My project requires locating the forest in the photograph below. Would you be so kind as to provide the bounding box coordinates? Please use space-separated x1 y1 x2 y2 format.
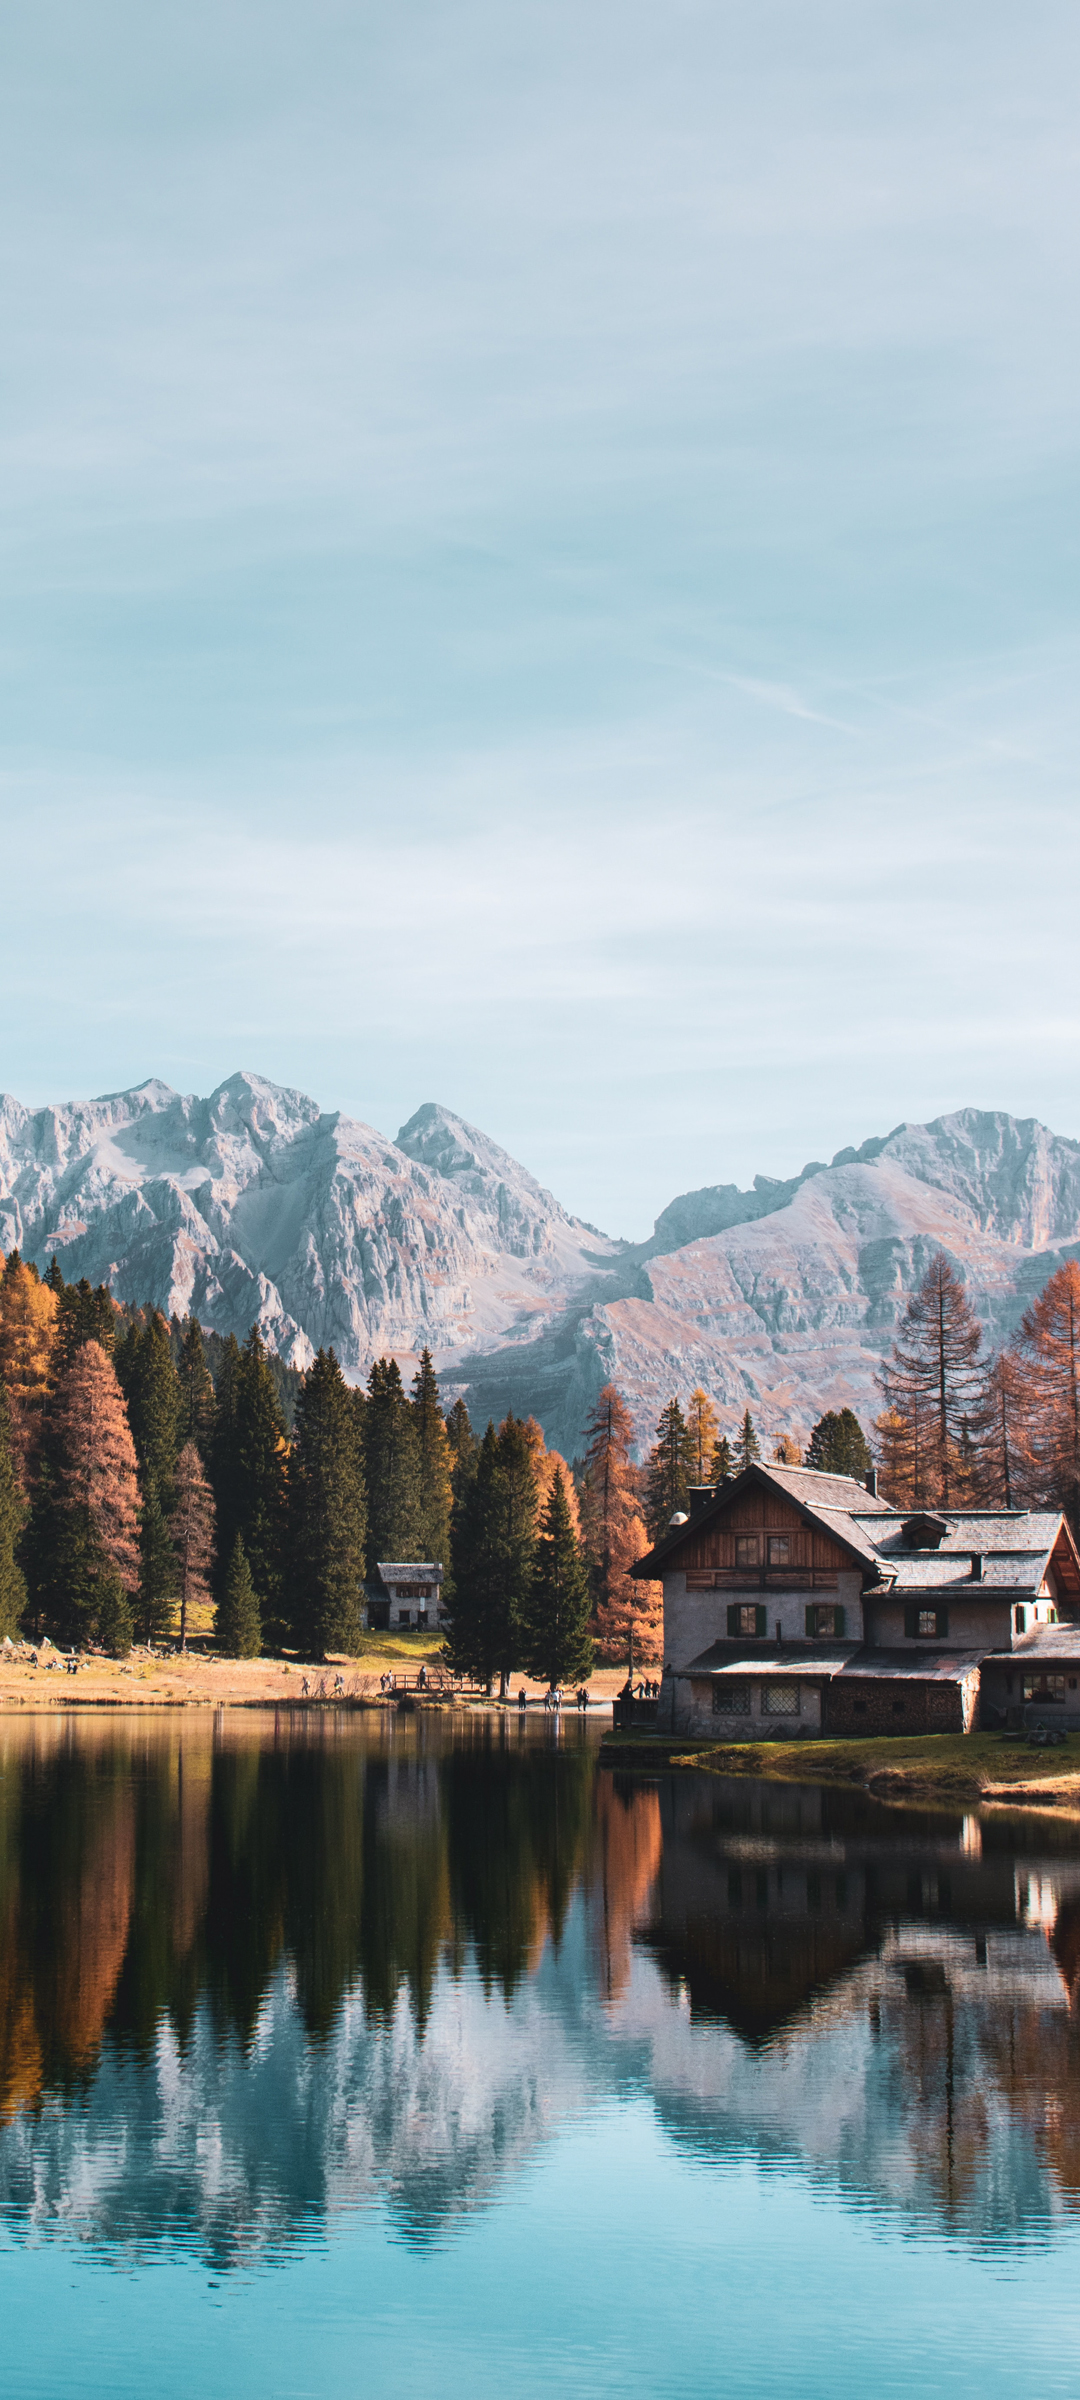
1 1243 1075 1679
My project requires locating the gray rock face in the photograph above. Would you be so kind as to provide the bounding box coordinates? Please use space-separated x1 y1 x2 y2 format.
1 1081 1078 1454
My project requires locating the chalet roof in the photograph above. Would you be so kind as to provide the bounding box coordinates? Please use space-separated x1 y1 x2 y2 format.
375 1560 444 1579
984 1626 1080 1665
761 1464 892 1515
633 1461 886 1580
677 1641 983 1686
851 1510 1072 1595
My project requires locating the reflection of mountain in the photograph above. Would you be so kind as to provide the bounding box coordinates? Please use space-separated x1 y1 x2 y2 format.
2 1721 1080 2258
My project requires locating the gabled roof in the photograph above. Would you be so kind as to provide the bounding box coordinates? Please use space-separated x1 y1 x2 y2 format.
633 1461 887 1581
375 1560 444 1578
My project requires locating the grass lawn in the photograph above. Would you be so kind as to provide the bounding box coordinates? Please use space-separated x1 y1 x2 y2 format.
604 1728 1080 1808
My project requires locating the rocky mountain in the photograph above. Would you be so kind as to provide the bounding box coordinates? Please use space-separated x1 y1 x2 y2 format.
1 1076 1078 1456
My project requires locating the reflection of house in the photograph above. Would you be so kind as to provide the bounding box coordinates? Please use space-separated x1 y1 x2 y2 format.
367 1562 445 1632
633 1462 1080 1738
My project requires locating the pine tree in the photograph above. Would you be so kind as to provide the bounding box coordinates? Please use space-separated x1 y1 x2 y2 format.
0 1251 59 1487
445 1417 537 1693
410 1348 453 1566
170 1440 216 1649
215 1329 289 1622
0 1385 27 1638
522 1468 594 1687
216 1534 263 1658
878 1251 982 1507
54 1276 116 1371
97 1569 135 1659
209 1332 243 1570
735 1408 761 1472
116 1311 182 1502
177 1317 216 1458
686 1387 721 1484
363 1357 422 1571
1015 1261 1080 1533
805 1409 872 1480
445 1397 477 1483
285 1348 367 1659
136 1477 177 1646
709 1433 734 1483
644 1398 694 1540
44 1256 64 1294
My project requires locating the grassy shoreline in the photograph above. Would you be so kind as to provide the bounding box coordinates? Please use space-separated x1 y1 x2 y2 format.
600 1728 1080 1811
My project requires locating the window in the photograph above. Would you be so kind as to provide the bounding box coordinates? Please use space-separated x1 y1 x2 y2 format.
767 1536 790 1566
806 1603 846 1639
731 1602 764 1638
1015 1605 1027 1634
918 1611 937 1637
735 1536 758 1569
762 1682 800 1716
1023 1675 1066 1705
713 1682 750 1715
905 1605 947 1639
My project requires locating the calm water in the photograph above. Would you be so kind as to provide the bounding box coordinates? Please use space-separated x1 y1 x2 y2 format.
1 1710 1079 2398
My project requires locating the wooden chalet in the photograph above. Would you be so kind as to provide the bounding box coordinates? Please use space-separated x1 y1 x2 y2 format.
632 1462 1080 1739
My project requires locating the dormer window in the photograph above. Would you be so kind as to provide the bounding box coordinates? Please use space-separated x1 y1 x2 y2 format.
901 1514 949 1550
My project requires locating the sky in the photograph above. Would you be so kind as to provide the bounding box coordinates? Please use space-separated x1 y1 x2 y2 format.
1 0 1078 1237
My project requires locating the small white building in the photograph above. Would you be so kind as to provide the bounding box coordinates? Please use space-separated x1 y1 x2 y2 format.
369 1563 445 1632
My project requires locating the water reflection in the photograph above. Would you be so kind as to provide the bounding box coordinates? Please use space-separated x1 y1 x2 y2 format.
0 1714 1079 2257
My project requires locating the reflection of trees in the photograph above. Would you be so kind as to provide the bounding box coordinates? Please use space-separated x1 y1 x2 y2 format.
442 1733 594 1997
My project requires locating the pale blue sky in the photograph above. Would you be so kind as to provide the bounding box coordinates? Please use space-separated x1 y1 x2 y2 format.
2 0 1078 1234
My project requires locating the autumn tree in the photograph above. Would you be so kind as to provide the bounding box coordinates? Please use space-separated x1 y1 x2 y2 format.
216 1534 262 1659
772 1434 803 1465
170 1440 216 1649
1015 1261 1080 1533
38 1339 139 1647
0 1386 27 1638
735 1409 761 1472
805 1409 872 1480
411 1348 453 1566
973 1350 1030 1509
0 1252 59 1487
285 1348 367 1659
445 1417 538 1694
521 1417 582 1537
522 1469 594 1688
579 1384 660 1667
878 1251 982 1507
363 1357 422 1572
644 1398 694 1540
686 1387 721 1484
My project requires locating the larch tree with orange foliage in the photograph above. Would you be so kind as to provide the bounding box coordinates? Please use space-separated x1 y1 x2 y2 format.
579 1384 662 1667
0 1252 58 1488
40 1338 139 1650
520 1416 581 1537
1015 1260 1080 1534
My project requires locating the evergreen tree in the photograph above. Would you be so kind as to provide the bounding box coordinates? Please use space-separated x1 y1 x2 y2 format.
522 1468 594 1688
209 1332 243 1572
216 1534 262 1659
214 1329 288 1622
805 1408 872 1480
445 1417 537 1694
878 1251 982 1507
363 1357 422 1571
116 1311 182 1502
975 1350 1030 1509
285 1348 367 1659
44 1256 64 1293
410 1348 453 1566
136 1478 177 1646
735 1409 761 1472
0 1386 27 1638
686 1387 721 1484
54 1276 116 1371
644 1398 694 1540
177 1316 216 1458
170 1440 216 1649
97 1568 135 1659
445 1397 477 1483
709 1433 734 1483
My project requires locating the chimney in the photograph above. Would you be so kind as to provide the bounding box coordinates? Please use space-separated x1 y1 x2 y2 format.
969 1553 983 1581
865 1469 878 1498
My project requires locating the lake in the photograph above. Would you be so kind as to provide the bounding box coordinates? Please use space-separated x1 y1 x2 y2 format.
0 1707 1078 2398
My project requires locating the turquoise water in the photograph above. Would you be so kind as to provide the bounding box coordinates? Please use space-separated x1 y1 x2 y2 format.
1 1710 1078 2398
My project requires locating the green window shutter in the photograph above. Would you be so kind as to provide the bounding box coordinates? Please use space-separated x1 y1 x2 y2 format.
936 1607 948 1637
805 1604 816 1638
755 1604 768 1638
904 1604 919 1639
727 1602 741 1637
835 1605 845 1638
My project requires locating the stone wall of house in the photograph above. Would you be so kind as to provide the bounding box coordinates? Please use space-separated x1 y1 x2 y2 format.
675 1675 824 1739
865 1594 1017 1652
823 1675 977 1737
663 1571 865 1671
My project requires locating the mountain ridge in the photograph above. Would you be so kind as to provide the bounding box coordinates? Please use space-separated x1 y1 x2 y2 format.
1 1076 1078 1456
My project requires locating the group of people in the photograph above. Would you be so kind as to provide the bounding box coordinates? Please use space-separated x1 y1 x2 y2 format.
618 1677 660 1700
516 1686 592 1712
